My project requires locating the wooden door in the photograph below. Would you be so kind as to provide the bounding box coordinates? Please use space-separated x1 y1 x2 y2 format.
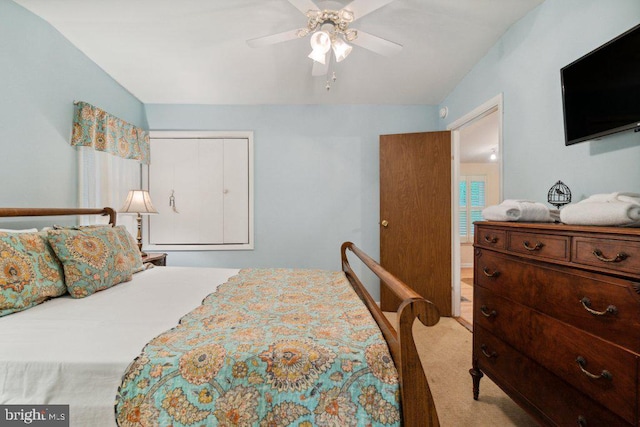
380 131 452 316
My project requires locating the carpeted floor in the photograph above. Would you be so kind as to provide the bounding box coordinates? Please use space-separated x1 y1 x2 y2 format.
385 313 539 426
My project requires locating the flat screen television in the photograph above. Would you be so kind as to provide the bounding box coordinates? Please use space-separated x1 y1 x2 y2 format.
561 23 640 146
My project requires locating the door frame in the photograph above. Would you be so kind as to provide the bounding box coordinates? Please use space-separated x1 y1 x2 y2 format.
446 94 504 316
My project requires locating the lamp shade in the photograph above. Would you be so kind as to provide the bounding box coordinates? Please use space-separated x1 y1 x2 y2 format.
120 190 158 214
309 31 331 53
332 37 352 62
308 49 328 64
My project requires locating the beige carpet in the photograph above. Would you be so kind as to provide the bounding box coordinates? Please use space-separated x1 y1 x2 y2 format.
385 313 539 427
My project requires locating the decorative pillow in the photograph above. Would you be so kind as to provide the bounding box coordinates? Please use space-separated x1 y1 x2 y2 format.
47 227 133 298
0 231 66 316
113 226 144 273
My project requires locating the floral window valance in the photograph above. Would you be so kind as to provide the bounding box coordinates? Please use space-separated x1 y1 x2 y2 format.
71 101 150 164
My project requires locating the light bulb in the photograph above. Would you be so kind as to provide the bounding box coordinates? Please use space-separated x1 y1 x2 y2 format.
490 150 497 161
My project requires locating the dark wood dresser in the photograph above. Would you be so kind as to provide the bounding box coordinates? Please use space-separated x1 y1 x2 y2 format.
471 221 640 426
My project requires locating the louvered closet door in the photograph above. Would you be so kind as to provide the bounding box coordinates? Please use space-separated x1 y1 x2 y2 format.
148 138 248 245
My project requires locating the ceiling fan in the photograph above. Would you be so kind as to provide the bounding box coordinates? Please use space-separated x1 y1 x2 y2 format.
247 0 402 79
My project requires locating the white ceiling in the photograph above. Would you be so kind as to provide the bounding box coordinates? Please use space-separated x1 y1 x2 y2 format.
13 0 544 105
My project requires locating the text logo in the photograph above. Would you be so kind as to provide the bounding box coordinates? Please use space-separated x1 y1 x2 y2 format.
0 405 69 426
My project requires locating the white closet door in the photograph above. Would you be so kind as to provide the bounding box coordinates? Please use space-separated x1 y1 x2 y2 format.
148 138 181 244
148 137 250 246
223 138 249 244
199 139 225 242
149 139 224 244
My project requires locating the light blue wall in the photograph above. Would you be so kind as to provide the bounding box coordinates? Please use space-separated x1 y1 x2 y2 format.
145 104 437 298
440 0 640 202
0 0 146 209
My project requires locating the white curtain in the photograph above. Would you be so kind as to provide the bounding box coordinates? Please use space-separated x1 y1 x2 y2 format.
78 146 140 235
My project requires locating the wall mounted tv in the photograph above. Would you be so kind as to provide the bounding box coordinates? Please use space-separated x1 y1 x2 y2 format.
561 23 640 146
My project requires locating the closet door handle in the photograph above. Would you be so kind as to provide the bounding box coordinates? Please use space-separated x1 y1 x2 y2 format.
169 190 179 213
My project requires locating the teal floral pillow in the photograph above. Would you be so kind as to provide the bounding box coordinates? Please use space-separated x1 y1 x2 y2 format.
113 226 144 273
47 227 133 298
0 231 66 316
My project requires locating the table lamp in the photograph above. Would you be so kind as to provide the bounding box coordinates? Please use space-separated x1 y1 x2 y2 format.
119 190 158 255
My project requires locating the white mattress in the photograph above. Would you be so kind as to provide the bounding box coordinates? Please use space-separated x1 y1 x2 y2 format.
0 266 239 427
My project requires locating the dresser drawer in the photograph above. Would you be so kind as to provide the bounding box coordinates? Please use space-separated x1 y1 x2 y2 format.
507 231 570 261
475 287 638 424
573 236 640 277
474 249 640 353
474 325 632 427
475 227 507 250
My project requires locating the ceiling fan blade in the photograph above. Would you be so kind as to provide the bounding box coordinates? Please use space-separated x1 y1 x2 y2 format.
351 30 402 56
344 0 395 21
287 0 319 15
311 54 329 76
247 29 303 48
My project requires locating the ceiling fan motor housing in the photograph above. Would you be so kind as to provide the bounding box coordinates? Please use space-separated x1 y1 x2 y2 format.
304 8 357 40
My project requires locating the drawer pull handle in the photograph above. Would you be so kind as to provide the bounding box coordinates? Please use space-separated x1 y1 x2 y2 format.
484 235 498 244
577 416 587 427
592 249 628 263
482 267 499 278
575 356 613 381
580 297 618 316
480 305 497 318
480 344 497 359
522 240 543 251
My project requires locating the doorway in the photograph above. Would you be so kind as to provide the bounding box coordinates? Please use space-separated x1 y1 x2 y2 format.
447 95 503 325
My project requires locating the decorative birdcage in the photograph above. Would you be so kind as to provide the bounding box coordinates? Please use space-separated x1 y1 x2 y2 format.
547 180 571 209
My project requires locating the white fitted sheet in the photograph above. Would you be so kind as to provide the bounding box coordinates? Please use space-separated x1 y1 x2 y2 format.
0 266 239 427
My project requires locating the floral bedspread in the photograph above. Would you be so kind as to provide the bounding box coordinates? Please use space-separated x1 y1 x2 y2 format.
115 268 401 426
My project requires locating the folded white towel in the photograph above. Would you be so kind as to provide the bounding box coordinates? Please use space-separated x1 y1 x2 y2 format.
482 200 556 222
560 192 640 226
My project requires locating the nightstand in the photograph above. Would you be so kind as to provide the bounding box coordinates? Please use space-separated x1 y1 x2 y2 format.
142 252 167 267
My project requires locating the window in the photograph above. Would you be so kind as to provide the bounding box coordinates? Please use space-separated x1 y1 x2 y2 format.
144 131 253 251
459 175 486 243
78 147 139 235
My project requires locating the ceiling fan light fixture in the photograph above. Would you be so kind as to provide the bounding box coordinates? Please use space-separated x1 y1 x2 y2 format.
308 48 327 64
296 28 310 38
309 30 331 53
339 9 355 23
344 28 358 42
332 37 352 62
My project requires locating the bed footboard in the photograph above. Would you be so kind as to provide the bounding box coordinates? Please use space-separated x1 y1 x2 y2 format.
341 241 440 427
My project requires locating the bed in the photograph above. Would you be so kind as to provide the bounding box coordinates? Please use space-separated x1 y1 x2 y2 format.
0 207 440 426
